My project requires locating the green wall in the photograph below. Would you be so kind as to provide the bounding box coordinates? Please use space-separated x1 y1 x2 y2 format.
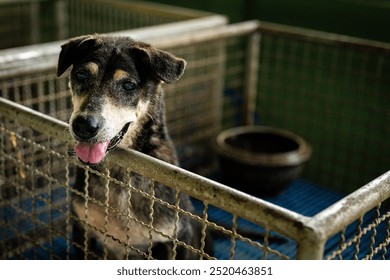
150 0 390 42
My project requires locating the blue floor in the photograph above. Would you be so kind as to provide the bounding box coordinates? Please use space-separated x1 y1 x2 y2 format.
265 179 343 216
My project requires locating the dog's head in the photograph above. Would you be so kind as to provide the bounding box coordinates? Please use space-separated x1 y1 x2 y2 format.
57 35 186 164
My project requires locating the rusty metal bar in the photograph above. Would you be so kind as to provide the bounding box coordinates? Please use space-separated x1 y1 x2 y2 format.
311 171 390 239
258 21 390 52
296 230 327 260
110 147 312 240
0 97 72 143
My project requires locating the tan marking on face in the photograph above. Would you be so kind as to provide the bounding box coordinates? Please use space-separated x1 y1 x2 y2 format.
71 95 85 113
113 69 129 81
85 62 99 76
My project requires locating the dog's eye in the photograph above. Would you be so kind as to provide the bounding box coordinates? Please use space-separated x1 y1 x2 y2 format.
122 81 136 91
75 71 89 82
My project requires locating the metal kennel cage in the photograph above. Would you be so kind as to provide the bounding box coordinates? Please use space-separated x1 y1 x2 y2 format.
0 21 389 259
0 0 220 49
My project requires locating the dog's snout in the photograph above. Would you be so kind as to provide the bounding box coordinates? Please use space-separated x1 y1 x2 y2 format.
72 115 101 140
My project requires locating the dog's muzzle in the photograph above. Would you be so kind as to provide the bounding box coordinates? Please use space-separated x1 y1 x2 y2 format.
73 122 132 164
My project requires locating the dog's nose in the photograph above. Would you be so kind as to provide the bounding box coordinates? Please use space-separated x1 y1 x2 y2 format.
72 115 101 140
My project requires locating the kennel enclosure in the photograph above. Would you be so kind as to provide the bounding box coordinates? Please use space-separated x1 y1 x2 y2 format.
0 21 389 259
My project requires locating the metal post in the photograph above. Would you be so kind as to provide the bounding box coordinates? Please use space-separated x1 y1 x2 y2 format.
55 0 69 40
244 31 260 125
30 0 40 44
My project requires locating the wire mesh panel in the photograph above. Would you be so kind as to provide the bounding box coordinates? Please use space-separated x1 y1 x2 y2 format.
0 0 37 48
0 0 214 49
325 204 390 260
0 118 71 258
0 71 69 122
255 24 390 194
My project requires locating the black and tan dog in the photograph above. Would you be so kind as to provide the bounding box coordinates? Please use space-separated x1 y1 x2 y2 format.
57 35 211 259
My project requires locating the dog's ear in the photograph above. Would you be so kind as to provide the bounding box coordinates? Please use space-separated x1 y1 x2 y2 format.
131 45 186 84
57 35 101 77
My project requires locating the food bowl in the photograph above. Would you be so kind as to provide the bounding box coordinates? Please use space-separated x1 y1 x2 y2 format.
215 126 311 197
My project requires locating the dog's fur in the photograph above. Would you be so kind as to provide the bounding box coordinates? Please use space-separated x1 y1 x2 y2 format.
57 35 211 259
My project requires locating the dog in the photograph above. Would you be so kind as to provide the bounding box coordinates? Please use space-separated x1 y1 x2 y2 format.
57 35 212 259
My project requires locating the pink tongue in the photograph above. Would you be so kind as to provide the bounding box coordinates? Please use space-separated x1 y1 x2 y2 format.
74 141 110 164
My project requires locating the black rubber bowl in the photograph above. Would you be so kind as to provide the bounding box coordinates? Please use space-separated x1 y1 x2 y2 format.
215 126 311 197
